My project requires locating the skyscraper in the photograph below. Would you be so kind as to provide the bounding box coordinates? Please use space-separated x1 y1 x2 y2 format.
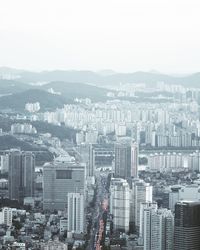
174 201 200 250
114 140 138 179
144 208 174 250
131 179 153 228
8 150 35 203
68 192 84 233
169 185 200 212
22 151 35 198
110 178 130 232
139 202 158 245
0 154 9 173
131 141 139 178
43 161 85 211
89 144 96 177
76 143 94 177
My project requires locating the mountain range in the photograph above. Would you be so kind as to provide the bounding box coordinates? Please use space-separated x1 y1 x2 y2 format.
0 81 110 111
0 67 199 111
0 67 200 87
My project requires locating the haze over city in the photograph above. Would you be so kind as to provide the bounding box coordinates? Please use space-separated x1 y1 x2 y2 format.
1 1 200 250
0 0 200 73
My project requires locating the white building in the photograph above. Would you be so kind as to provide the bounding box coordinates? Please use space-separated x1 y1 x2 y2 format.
115 123 127 136
110 178 130 232
188 151 200 172
148 153 165 172
76 131 85 145
25 102 40 113
131 141 139 178
148 152 184 172
0 154 9 173
85 130 98 144
131 179 153 228
12 242 26 250
144 208 174 250
139 202 158 245
0 207 13 226
67 193 84 234
11 123 37 134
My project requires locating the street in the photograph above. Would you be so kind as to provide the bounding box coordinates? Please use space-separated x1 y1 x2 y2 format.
87 171 109 250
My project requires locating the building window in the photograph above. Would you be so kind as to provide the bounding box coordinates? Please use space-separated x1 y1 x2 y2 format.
56 170 72 179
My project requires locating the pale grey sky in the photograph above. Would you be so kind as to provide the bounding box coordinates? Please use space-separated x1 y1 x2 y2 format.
0 0 200 73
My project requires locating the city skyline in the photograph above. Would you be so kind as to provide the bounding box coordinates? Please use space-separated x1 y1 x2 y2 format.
0 1 200 249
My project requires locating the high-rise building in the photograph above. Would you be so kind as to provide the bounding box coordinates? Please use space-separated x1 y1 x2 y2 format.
85 130 98 144
110 178 130 232
139 202 158 245
168 186 182 212
77 143 93 177
131 123 140 144
148 152 184 172
114 141 138 179
131 141 139 178
0 207 13 226
0 154 9 173
89 144 95 177
43 161 85 211
188 151 200 172
68 193 84 233
144 208 174 250
145 122 153 145
8 150 35 203
169 184 200 212
144 206 157 250
78 143 114 176
22 152 35 198
174 201 200 250
131 179 153 228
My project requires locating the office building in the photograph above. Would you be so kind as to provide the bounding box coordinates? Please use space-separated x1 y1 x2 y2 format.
77 143 93 177
43 161 85 211
169 184 200 212
8 150 35 203
68 193 84 233
87 144 114 176
174 201 200 250
114 141 138 179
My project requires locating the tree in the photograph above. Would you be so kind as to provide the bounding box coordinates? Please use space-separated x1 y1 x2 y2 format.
13 220 22 230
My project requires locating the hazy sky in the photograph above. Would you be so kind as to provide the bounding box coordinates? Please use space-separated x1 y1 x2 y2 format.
0 0 200 73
